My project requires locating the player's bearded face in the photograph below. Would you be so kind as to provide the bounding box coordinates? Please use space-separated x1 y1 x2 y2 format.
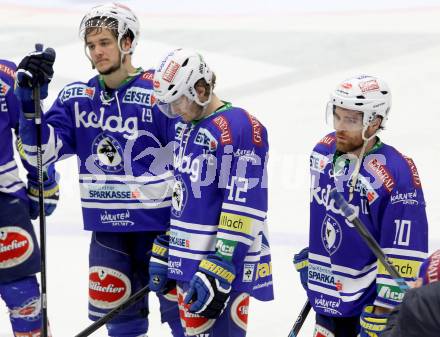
333 107 365 153
86 29 123 75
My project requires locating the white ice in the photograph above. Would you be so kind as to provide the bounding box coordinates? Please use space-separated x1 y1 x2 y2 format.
0 1 440 336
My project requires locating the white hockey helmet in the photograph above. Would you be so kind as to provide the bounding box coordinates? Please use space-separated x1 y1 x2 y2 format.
153 48 214 118
327 75 392 129
79 3 140 55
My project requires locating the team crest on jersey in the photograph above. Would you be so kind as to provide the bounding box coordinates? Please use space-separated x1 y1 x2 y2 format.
171 175 188 217
0 78 11 95
194 128 217 152
321 215 342 255
92 133 124 173
60 83 95 103
89 266 131 309
0 226 34 268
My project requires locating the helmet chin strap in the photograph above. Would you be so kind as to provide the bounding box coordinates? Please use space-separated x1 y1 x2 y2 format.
348 125 378 202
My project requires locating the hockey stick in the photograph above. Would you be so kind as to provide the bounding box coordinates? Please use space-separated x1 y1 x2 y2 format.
288 300 312 337
74 284 150 337
33 43 49 337
330 189 409 292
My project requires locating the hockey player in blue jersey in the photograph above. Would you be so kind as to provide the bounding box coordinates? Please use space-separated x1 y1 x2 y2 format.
148 48 274 336
293 75 428 337
14 3 183 337
0 59 58 336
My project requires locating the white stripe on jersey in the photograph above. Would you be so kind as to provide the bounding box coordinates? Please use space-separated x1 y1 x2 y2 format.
80 171 173 183
383 247 427 259
217 231 253 246
309 283 364 302
0 160 16 173
169 249 208 261
80 180 172 201
171 219 218 233
222 202 266 218
169 227 216 252
81 200 171 209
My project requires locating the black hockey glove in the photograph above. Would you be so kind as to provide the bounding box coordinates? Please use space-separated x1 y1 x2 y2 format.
184 254 236 319
16 46 56 89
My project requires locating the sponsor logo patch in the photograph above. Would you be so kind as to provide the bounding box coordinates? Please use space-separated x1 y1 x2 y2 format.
367 157 395 192
318 135 335 146
0 78 11 95
194 128 218 152
100 210 134 227
391 189 418 205
168 257 183 276
403 155 422 188
310 151 330 173
314 295 342 316
0 226 33 269
359 79 380 93
169 229 191 249
377 284 404 301
212 115 232 145
141 71 154 81
231 293 249 331
215 238 236 260
242 263 255 283
0 63 15 78
219 212 252 235
60 84 95 103
246 111 263 146
177 286 215 335
122 86 153 105
162 60 180 83
89 266 131 309
378 258 421 278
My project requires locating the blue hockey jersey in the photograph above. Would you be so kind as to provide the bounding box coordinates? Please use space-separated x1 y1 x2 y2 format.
19 70 173 232
308 132 428 317
0 60 27 201
167 103 274 301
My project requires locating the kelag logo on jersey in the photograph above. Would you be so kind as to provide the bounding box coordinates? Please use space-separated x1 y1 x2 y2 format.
171 175 188 217
92 133 124 172
122 86 153 105
321 215 342 255
60 84 95 103
194 128 217 152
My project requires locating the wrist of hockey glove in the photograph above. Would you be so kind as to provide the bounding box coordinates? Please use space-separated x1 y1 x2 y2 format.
184 254 236 319
27 166 59 220
293 247 309 291
149 234 175 293
359 305 389 337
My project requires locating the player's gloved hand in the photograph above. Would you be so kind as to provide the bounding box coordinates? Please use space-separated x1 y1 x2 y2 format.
184 254 236 318
149 234 176 293
27 165 59 220
293 247 309 291
15 45 56 118
359 305 389 337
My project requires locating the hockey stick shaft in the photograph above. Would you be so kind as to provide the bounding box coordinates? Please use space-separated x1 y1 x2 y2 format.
74 284 150 337
288 300 312 337
330 189 409 292
33 43 49 337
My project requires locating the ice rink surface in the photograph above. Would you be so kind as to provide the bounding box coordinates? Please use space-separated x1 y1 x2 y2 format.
1 1 440 336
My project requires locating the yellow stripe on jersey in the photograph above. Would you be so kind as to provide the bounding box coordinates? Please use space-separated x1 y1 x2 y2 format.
218 212 253 235
377 258 421 278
